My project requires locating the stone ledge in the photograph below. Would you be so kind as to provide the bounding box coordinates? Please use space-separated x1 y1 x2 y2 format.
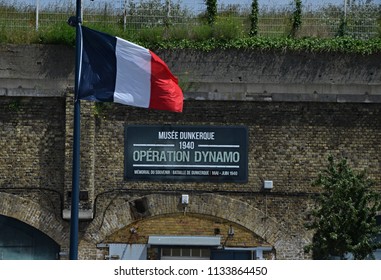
184 82 381 103
0 87 65 97
184 92 381 103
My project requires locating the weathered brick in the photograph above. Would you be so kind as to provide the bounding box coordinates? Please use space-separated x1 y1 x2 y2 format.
1 46 381 260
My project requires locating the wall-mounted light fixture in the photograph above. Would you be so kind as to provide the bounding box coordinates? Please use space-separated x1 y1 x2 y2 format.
223 225 235 248
228 225 235 238
263 180 273 190
181 194 189 205
181 194 189 215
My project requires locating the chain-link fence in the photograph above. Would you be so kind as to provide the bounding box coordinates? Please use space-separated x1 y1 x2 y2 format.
0 0 380 39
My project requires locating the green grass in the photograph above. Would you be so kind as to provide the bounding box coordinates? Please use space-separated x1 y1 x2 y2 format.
1 21 380 55
1 1 381 55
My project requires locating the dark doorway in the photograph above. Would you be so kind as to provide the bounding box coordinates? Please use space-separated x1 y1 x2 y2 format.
0 215 59 260
211 250 252 260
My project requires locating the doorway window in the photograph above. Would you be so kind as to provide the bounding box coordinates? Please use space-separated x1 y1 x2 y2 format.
161 247 211 260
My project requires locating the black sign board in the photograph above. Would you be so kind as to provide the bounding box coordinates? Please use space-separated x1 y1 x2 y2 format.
124 125 248 183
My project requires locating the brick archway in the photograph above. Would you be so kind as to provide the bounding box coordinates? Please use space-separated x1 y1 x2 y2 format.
0 192 68 244
85 193 294 258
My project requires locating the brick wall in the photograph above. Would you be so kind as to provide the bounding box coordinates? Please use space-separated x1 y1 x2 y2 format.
1 45 381 259
90 101 381 194
58 100 381 258
2 91 381 260
0 97 65 214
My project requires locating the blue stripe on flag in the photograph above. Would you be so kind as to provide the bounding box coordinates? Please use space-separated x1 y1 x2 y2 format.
79 26 117 102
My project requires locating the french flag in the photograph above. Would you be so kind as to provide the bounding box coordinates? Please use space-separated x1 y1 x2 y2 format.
78 26 183 112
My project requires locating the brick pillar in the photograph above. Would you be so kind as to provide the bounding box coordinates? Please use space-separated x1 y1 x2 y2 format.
64 91 95 220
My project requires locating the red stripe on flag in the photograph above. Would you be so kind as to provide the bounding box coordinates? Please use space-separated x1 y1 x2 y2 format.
149 51 183 112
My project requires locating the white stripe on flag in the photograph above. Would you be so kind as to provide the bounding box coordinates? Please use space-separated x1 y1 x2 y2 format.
114 37 151 108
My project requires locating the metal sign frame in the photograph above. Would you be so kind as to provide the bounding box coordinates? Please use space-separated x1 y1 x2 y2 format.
124 125 248 183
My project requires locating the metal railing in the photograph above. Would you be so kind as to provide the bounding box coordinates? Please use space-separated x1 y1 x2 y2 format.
0 0 380 39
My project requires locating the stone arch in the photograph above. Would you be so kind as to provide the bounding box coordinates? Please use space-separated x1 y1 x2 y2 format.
0 192 68 244
85 193 294 258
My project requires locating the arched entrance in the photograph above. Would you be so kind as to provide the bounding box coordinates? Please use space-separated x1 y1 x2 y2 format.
0 214 60 260
84 193 295 259
98 213 274 260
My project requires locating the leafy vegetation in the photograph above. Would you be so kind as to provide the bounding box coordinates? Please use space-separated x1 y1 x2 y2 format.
0 0 381 54
305 156 381 260
205 0 217 26
289 0 302 38
141 35 381 55
249 0 259 37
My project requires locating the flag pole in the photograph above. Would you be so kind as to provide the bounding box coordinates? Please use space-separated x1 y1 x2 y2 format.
69 0 82 260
